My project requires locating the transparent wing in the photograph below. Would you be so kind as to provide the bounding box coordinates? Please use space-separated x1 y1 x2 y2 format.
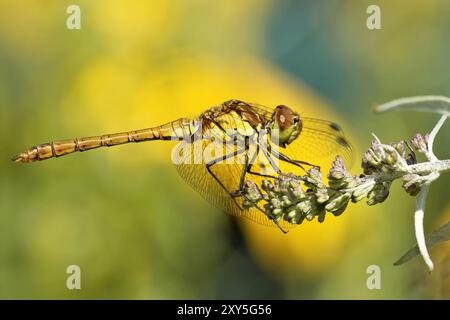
245 102 353 174
173 124 296 230
173 102 352 229
281 116 353 173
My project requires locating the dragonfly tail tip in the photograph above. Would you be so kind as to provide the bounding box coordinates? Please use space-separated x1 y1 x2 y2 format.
11 153 27 163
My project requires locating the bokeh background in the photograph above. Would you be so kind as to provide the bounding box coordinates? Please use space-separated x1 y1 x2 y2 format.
0 0 449 299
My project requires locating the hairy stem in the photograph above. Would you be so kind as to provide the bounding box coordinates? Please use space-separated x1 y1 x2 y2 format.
415 185 433 271
409 160 450 174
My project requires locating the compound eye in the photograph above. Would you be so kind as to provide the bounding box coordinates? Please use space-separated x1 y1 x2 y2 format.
293 117 299 124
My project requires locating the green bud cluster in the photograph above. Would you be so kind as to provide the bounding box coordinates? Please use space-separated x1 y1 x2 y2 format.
242 134 435 226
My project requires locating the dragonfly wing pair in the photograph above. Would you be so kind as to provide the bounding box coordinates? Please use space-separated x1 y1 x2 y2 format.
174 102 352 229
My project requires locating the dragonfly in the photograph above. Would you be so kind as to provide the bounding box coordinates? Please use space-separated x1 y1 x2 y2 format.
12 99 352 232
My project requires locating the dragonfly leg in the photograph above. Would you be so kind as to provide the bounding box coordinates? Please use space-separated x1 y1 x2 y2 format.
235 136 253 196
233 141 278 197
272 217 289 234
243 143 279 180
205 147 245 199
209 119 228 135
246 164 278 179
260 146 281 175
252 204 288 234
205 151 254 215
248 170 277 179
205 140 289 233
270 148 318 172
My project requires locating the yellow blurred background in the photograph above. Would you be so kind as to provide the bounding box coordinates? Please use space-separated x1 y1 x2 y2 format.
0 0 449 299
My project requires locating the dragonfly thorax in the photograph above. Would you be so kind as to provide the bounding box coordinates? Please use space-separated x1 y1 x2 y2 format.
269 105 302 148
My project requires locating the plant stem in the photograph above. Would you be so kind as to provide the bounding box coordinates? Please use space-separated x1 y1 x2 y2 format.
427 115 447 161
414 185 433 272
409 159 450 174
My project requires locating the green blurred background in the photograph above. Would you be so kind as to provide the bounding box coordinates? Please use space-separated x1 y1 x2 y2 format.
0 0 449 299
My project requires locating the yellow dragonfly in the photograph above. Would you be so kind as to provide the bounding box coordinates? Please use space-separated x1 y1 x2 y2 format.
12 99 352 232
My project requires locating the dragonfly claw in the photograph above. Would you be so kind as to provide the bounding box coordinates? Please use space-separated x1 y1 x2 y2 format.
230 190 243 198
268 214 289 233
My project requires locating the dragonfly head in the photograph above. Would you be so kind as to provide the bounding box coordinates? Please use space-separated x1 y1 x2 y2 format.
269 105 302 148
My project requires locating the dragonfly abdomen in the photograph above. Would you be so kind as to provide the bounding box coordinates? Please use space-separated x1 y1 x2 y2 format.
12 118 195 163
